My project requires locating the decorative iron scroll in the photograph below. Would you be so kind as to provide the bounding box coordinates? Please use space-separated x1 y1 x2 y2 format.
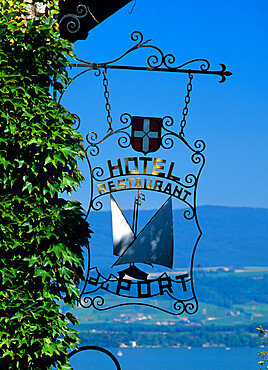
79 112 205 315
68 30 232 84
58 3 89 41
58 0 132 42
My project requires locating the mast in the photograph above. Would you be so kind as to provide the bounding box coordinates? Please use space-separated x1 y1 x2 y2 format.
134 193 139 237
132 195 137 235
132 191 145 237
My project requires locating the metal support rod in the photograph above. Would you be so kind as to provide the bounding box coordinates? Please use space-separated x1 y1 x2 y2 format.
71 63 232 79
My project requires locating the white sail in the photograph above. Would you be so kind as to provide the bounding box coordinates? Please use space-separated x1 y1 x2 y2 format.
111 195 135 257
113 197 173 269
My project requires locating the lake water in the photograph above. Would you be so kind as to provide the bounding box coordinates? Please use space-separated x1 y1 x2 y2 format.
69 347 262 369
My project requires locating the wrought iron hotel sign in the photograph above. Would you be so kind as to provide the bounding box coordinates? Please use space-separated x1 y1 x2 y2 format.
59 30 231 316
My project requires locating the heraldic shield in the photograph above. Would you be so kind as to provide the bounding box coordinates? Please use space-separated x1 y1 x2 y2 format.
131 116 162 155
79 113 205 316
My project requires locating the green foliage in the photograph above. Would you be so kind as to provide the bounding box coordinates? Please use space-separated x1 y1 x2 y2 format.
195 271 268 308
257 326 268 369
0 1 92 368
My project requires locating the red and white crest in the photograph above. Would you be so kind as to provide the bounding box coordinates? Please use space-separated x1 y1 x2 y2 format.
131 116 162 155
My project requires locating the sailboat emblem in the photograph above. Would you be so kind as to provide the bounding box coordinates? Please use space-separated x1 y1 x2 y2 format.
131 116 162 155
110 192 173 280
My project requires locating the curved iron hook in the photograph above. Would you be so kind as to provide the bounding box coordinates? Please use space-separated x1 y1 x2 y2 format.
68 345 121 369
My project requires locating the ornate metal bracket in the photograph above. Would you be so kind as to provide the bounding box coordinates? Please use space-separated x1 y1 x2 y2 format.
70 31 232 83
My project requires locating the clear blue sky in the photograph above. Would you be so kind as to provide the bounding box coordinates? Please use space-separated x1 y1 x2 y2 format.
61 0 268 210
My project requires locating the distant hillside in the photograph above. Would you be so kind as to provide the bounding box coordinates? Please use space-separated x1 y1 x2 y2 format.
196 206 268 267
86 206 268 268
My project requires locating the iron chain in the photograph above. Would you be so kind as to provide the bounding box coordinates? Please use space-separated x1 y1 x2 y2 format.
180 73 193 136
102 68 113 133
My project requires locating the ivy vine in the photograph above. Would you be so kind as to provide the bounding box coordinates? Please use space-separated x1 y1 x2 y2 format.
0 1 92 368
